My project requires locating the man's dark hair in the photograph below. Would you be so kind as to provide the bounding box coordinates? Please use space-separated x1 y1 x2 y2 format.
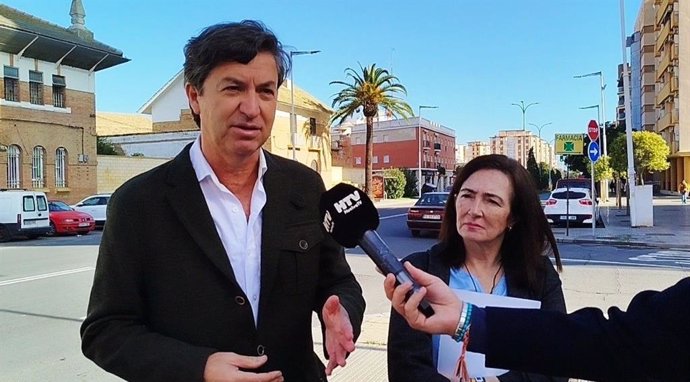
183 20 290 127
439 154 562 293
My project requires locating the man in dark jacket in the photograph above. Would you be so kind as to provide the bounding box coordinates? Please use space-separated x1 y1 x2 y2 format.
81 20 365 382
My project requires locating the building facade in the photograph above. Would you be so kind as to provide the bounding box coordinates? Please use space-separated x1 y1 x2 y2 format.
332 117 456 190
654 0 688 190
465 141 491 162
0 2 128 203
489 130 554 168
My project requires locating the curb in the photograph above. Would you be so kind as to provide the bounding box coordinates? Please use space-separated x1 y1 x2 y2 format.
555 236 690 250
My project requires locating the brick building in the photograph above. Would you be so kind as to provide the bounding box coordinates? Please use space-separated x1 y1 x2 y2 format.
332 116 456 191
0 1 128 203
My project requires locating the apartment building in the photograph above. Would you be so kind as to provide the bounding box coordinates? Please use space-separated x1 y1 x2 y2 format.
630 0 657 132
332 116 456 190
489 130 554 168
465 141 491 162
0 1 128 203
653 0 688 190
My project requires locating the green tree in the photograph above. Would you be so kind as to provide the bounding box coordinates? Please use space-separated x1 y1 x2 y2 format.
526 147 541 189
330 64 413 197
401 168 418 197
383 168 406 199
593 156 613 182
97 137 121 155
609 131 670 184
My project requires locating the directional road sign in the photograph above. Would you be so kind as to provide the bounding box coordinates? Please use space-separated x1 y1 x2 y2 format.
587 120 599 141
588 141 600 162
555 133 584 155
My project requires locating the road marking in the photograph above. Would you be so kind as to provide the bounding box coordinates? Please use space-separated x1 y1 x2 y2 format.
380 213 406 220
562 257 689 270
629 250 690 266
0 267 94 286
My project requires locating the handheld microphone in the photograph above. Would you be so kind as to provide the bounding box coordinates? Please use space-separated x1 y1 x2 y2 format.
320 183 434 317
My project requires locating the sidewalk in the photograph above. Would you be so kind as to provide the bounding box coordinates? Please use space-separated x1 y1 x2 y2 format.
554 195 690 249
313 195 690 381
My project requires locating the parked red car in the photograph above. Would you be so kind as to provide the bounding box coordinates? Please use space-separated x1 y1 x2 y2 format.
47 200 95 236
406 192 450 237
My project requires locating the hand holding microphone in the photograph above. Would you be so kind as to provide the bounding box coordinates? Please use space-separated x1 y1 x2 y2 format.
320 183 434 317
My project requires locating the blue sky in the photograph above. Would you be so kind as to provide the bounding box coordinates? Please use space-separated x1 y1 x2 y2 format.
5 0 642 144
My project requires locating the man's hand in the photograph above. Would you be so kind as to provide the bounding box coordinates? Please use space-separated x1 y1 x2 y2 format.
322 295 355 375
203 352 283 382
384 261 462 336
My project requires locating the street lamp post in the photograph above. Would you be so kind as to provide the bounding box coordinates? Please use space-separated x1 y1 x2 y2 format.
574 71 607 157
289 50 320 161
511 101 538 167
529 122 552 189
418 105 438 197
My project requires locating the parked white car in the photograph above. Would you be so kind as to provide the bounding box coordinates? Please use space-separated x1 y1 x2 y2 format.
543 187 601 226
0 189 51 241
72 193 111 227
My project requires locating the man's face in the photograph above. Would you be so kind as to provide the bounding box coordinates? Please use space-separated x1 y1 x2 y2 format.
186 52 278 163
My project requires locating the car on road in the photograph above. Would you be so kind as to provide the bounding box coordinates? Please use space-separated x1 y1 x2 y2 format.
71 193 111 227
538 191 551 208
47 200 95 236
406 191 450 237
543 187 601 226
0 189 51 241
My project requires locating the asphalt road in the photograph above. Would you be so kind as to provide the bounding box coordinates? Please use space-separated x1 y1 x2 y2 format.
1 207 689 381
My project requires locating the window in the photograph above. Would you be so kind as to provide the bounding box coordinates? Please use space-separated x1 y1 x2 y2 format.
355 137 362 145
23 196 36 212
383 134 389 142
4 66 19 102
55 147 67 187
355 157 362 165
373 156 378 164
29 71 43 105
309 117 317 136
7 144 21 189
373 136 379 143
37 195 47 212
32 146 45 188
383 155 390 163
52 75 66 108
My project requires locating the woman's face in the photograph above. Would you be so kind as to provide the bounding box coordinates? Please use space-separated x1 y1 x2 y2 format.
455 169 514 247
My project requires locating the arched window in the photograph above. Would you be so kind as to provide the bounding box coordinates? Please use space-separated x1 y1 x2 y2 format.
55 147 67 187
32 146 46 188
7 144 21 189
310 160 319 173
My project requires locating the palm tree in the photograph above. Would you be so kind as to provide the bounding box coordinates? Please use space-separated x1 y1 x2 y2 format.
330 64 413 197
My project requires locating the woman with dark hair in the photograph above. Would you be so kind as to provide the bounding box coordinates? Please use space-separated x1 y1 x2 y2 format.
387 154 566 382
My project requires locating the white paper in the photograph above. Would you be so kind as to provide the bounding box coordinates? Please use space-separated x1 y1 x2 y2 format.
437 289 541 380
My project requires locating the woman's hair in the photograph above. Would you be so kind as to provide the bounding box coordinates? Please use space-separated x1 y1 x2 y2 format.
439 154 562 292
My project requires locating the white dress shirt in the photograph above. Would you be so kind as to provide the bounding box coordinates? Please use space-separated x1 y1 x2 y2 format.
189 138 267 325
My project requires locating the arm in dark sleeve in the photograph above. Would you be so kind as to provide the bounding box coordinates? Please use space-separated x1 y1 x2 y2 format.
484 278 690 381
313 179 366 349
497 257 568 382
387 307 450 382
80 188 215 382
387 251 450 382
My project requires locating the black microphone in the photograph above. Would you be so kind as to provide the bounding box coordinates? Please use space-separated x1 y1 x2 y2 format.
320 183 434 317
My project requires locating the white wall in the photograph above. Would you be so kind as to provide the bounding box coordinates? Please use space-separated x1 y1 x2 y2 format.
150 75 188 123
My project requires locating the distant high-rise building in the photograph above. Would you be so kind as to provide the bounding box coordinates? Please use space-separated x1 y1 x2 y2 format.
489 130 553 169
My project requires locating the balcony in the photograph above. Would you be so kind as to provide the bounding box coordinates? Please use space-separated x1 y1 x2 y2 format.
656 0 671 25
308 135 322 150
656 81 672 106
657 22 670 52
657 52 671 80
657 110 677 131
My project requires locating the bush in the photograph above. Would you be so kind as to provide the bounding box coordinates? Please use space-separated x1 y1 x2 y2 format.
384 168 406 199
401 168 418 197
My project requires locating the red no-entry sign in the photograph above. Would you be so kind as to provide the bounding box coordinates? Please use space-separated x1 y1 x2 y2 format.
587 120 599 141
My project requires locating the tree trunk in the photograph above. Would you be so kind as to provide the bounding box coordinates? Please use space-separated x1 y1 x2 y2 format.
364 116 374 198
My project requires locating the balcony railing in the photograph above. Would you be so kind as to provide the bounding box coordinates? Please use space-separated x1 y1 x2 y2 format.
656 81 671 106
656 22 670 52
656 0 671 25
657 52 671 80
657 110 676 131
308 135 322 150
